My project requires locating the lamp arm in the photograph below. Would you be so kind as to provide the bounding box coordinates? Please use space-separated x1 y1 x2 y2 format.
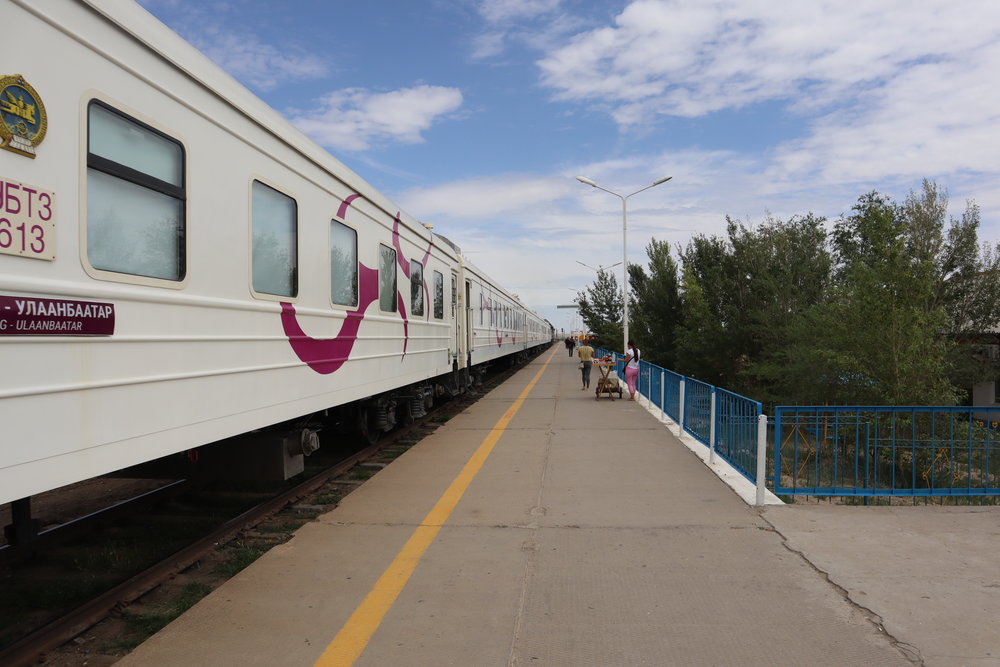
588 183 624 201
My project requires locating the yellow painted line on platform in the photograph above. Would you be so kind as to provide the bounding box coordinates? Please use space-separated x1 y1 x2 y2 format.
315 347 559 667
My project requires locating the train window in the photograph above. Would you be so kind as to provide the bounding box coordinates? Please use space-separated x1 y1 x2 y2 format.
379 244 397 312
86 101 185 281
330 219 357 307
433 271 444 319
251 181 297 297
410 260 424 317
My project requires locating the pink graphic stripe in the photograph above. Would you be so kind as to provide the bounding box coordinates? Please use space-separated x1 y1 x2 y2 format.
280 264 379 374
338 194 361 220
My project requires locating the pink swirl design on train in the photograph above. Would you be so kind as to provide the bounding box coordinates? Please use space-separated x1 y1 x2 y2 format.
483 294 504 347
281 194 413 374
280 262 378 375
392 214 433 357
393 214 432 305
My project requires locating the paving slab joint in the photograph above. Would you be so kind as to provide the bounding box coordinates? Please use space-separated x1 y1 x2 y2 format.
756 512 926 666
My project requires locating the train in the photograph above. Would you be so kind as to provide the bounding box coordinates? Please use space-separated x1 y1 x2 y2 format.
0 0 553 512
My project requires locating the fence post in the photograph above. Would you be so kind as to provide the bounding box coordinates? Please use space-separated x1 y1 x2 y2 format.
678 378 686 437
709 388 717 465
755 413 768 506
660 370 665 423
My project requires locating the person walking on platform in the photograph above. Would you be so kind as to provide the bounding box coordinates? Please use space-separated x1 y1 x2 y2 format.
623 340 640 400
565 336 575 357
576 339 595 390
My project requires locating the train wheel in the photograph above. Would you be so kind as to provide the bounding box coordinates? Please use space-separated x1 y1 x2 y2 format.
357 404 381 445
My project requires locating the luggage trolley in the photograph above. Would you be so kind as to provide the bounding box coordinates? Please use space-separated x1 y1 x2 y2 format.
593 360 623 400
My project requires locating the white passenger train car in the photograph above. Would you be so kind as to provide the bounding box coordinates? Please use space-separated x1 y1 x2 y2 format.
0 0 551 510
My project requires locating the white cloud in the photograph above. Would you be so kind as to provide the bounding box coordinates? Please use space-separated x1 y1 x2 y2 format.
477 0 562 23
136 1 330 91
766 43 1000 187
469 0 585 61
193 27 329 91
290 86 464 152
397 174 574 219
470 31 507 60
533 0 1000 215
538 0 1000 121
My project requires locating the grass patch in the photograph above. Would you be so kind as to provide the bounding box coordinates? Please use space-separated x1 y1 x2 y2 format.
311 492 341 505
258 521 304 534
100 582 212 652
349 468 374 481
211 541 274 578
380 448 408 460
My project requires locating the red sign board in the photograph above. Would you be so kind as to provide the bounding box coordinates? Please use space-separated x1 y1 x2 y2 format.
0 295 115 336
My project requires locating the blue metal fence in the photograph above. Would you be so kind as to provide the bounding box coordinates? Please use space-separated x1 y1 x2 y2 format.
715 388 765 484
683 377 713 444
593 347 762 484
774 406 1000 496
588 346 999 498
638 360 683 422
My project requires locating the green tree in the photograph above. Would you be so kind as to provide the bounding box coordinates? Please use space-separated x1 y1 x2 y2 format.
820 190 958 405
900 182 1000 392
674 266 729 384
628 239 682 368
674 215 832 398
735 214 832 403
663 180 991 406
576 268 623 351
675 234 733 383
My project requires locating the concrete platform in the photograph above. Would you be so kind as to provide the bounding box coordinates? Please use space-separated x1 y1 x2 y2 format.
118 346 998 666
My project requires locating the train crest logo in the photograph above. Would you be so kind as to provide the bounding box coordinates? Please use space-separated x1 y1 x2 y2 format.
0 74 47 158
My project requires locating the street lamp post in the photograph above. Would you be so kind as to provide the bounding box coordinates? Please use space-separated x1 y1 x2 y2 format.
574 174 672 353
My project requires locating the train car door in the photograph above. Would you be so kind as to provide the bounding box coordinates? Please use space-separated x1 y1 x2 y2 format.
465 279 473 367
451 270 462 368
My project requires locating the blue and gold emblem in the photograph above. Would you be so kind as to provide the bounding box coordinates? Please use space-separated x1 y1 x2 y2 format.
0 74 47 158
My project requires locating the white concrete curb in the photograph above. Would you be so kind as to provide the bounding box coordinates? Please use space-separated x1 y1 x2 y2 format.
637 394 784 507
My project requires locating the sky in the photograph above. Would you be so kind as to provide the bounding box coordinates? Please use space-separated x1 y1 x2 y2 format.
137 0 1000 333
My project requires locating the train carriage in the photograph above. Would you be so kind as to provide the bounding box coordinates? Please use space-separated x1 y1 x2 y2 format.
0 0 551 511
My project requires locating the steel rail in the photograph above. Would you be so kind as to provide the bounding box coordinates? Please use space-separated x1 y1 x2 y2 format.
0 438 389 666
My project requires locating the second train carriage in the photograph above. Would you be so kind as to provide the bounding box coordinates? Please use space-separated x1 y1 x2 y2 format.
0 0 552 509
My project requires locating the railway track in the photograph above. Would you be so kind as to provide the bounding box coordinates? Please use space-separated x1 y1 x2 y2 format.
0 354 538 666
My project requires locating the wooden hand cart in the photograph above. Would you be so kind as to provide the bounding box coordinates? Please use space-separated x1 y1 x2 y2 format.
593 361 623 401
